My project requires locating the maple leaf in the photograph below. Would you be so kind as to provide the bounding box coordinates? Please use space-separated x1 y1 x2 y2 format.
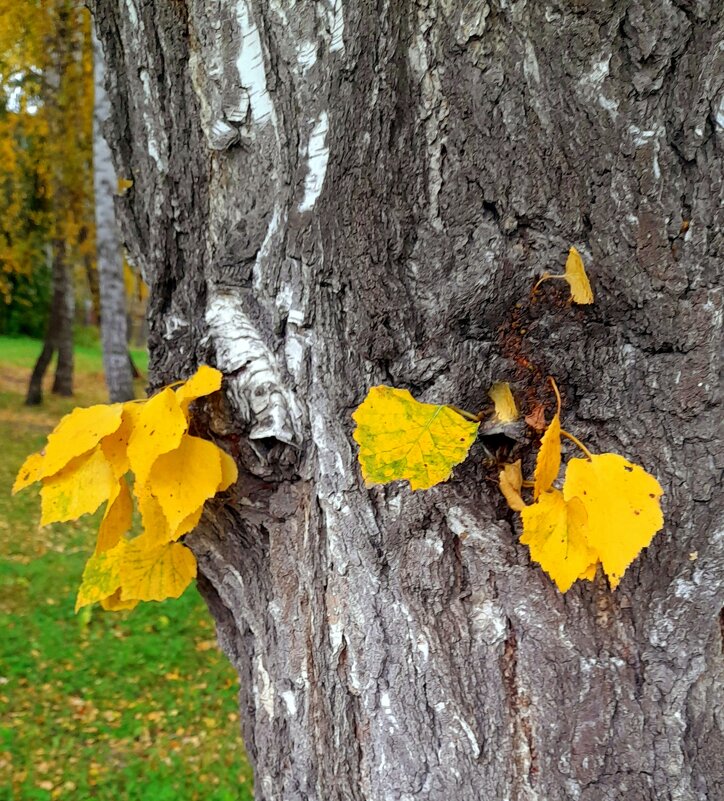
499 460 526 512
563 454 663 588
488 382 519 422
352 385 479 490
535 246 594 304
119 538 197 602
520 490 597 593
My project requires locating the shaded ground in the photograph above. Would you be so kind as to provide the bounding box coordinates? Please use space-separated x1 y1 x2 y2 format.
0 336 253 801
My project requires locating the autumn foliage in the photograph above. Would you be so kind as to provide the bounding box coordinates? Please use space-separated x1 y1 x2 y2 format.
13 366 237 611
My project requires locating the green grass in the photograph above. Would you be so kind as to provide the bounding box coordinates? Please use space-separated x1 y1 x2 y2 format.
0 336 253 800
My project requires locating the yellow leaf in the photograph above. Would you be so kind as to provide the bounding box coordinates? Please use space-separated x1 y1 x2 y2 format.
136 483 171 544
75 540 126 611
533 413 561 499
147 435 223 533
217 448 238 492
126 388 188 486
578 563 598 581
563 453 663 588
499 460 526 511
40 447 115 526
119 538 197 602
352 386 479 490
19 403 123 487
117 177 134 195
99 406 137 478
12 451 44 494
100 588 139 612
96 478 133 553
520 490 597 592
175 365 223 417
488 382 519 422
564 247 594 304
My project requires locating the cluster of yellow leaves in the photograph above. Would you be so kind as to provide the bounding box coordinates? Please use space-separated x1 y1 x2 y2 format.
535 246 594 304
500 382 663 592
13 366 237 611
352 382 518 491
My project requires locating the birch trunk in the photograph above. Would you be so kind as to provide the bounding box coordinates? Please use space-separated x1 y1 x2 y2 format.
93 2 723 799
93 25 134 402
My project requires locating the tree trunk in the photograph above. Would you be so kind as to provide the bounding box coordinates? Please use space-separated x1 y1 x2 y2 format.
93 2 723 799
92 24 135 402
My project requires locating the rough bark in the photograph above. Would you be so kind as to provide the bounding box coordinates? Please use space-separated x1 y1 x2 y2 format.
93 2 723 800
93 25 135 402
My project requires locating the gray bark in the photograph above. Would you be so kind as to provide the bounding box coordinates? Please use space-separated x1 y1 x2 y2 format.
93 25 134 402
93 2 723 800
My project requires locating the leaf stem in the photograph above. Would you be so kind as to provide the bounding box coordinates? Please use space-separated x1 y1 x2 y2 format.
533 272 566 291
448 404 481 423
548 376 562 417
561 429 594 460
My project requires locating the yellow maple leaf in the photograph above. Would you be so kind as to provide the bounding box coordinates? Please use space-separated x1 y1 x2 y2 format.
499 460 526 511
40 447 115 526
175 365 223 417
488 382 519 422
75 540 127 612
563 453 663 588
520 490 597 592
352 385 479 491
96 478 133 553
14 403 123 491
119 538 197 602
147 435 223 533
126 388 188 486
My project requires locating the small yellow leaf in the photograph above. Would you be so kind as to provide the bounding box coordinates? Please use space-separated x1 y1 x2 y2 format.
217 448 238 492
119 538 197 602
117 177 134 195
40 447 115 526
96 478 133 553
126 388 188 486
136 483 171 544
19 403 123 487
488 382 519 422
499 460 526 511
352 386 479 491
520 490 597 593
533 413 561 499
175 365 223 416
563 453 663 588
12 451 45 494
148 435 223 533
564 247 594 304
75 540 127 611
100 588 139 612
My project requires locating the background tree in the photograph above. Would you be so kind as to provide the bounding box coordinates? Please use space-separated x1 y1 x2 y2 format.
92 24 134 402
92 2 722 799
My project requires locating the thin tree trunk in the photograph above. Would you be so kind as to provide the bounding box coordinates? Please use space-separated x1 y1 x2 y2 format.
93 2 723 800
92 24 134 402
51 237 74 396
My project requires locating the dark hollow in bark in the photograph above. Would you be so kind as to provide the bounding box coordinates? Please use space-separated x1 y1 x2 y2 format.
93 2 723 799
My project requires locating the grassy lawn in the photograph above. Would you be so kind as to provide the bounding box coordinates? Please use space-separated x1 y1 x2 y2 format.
0 336 253 801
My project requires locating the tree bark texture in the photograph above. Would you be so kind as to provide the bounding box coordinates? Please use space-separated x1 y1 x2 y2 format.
93 24 135 402
93 2 722 800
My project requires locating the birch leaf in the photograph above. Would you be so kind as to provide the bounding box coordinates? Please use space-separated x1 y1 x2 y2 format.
147 435 223 533
564 247 594 304
75 540 126 612
563 454 664 588
12 451 45 494
499 460 526 511
119 538 197 602
40 447 115 525
533 413 561 499
100 588 139 612
488 382 519 422
126 388 187 486
96 478 133 553
520 490 597 592
175 365 223 416
352 385 479 491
